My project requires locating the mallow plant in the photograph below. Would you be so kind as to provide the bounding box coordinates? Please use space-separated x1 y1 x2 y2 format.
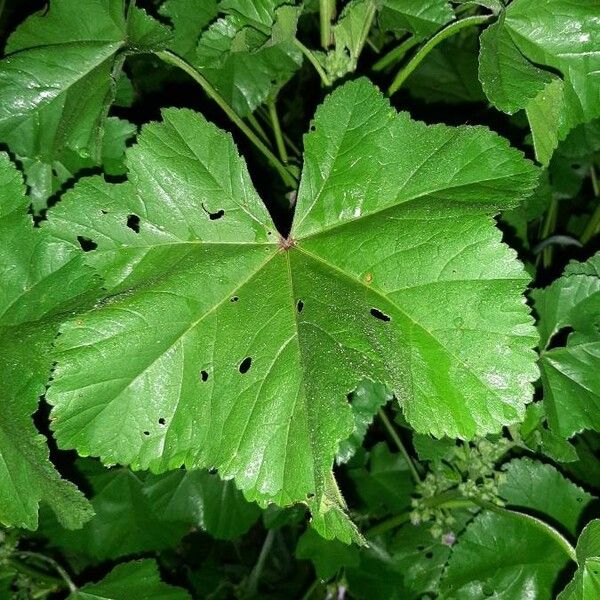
0 0 599 598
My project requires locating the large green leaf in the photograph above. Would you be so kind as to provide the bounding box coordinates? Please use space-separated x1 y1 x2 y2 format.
69 559 191 600
440 510 572 599
533 253 600 438
559 520 600 600
0 153 97 530
478 0 600 164
45 79 538 541
500 458 594 536
0 0 169 208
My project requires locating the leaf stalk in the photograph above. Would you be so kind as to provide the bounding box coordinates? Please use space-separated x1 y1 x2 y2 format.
155 50 298 189
388 15 493 96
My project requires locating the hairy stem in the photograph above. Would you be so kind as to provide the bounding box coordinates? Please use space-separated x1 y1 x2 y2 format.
294 39 332 86
372 36 418 72
155 50 298 189
319 0 335 49
378 409 421 483
388 15 492 95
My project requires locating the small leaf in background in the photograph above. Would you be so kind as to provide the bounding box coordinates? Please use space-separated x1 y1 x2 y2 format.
500 458 595 536
69 559 191 600
378 0 454 40
558 519 600 599
336 380 392 465
295 527 359 579
533 253 600 438
478 0 600 164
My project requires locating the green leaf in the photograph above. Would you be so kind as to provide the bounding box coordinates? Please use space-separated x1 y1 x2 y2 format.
379 0 454 39
41 464 190 561
193 1 302 116
69 559 191 599
478 0 600 164
336 380 392 464
440 510 572 599
159 0 219 60
559 520 600 600
143 469 260 539
0 0 169 209
348 443 414 516
0 153 97 530
533 253 600 437
45 79 539 541
500 458 594 536
295 527 359 579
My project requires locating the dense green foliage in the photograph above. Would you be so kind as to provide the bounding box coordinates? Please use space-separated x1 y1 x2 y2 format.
0 0 599 598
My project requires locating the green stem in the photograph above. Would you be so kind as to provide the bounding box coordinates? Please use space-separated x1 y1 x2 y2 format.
538 198 559 268
300 578 321 600
8 558 64 588
257 107 301 157
388 15 492 95
246 530 276 597
366 493 474 538
319 0 335 49
378 409 421 483
155 50 297 189
372 36 418 72
581 165 600 244
16 552 77 593
294 39 332 86
269 100 288 164
353 2 377 66
473 501 577 563
246 113 272 147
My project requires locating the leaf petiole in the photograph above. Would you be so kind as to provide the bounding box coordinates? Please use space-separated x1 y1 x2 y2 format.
378 409 421 483
155 50 298 189
294 39 332 86
269 99 288 164
388 14 493 95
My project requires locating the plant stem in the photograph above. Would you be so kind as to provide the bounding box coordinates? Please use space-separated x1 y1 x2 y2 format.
473 501 577 563
537 198 559 268
257 107 301 158
246 530 276 597
269 100 288 164
378 409 421 483
353 2 378 67
300 578 321 600
16 552 77 593
581 165 600 244
294 39 332 86
365 493 474 538
319 0 335 49
246 113 272 147
388 15 492 95
372 36 418 72
155 50 298 189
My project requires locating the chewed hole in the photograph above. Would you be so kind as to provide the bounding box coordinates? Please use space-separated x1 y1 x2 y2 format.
200 370 209 382
425 551 433 559
202 203 225 221
231 296 239 303
158 417 166 425
208 467 218 474
100 209 108 215
143 430 150 436
239 357 252 374
370 308 391 322
297 299 304 313
126 214 140 233
77 236 98 252
306 492 315 500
